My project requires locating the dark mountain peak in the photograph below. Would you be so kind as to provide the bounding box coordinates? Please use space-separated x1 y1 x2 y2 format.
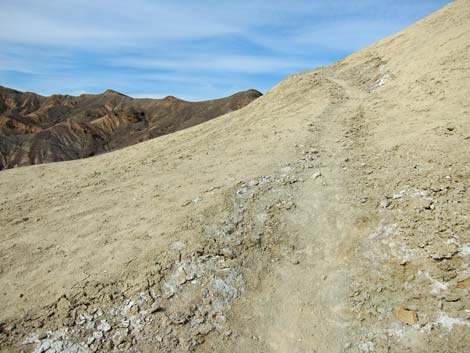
103 89 128 97
0 86 23 95
162 95 180 101
246 89 263 96
229 89 263 100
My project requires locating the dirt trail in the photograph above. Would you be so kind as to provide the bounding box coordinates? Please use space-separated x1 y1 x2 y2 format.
217 74 372 353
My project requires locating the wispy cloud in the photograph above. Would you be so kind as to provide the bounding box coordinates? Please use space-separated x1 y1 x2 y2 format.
110 55 322 74
291 19 408 52
0 0 452 100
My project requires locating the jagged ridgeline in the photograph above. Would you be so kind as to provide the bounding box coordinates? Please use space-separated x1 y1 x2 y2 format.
0 87 262 169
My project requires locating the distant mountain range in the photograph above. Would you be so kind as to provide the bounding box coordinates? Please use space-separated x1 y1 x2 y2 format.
0 86 261 169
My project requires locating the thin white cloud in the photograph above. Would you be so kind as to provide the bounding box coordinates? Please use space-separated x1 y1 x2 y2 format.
0 0 240 47
292 19 408 52
0 55 34 74
0 0 448 48
111 55 323 74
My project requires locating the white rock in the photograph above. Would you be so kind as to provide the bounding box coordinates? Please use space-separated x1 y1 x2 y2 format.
98 321 112 332
311 172 322 179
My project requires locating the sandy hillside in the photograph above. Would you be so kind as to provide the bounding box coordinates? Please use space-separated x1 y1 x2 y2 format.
0 1 469 352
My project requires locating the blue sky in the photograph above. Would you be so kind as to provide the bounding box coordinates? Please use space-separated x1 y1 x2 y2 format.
0 0 451 101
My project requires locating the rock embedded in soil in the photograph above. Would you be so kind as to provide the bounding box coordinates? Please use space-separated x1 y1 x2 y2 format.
456 278 470 289
395 305 418 325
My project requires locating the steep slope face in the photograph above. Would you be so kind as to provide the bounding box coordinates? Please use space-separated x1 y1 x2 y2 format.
0 88 261 169
0 1 469 353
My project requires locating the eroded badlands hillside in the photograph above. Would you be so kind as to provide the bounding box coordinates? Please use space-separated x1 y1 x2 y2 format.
0 1 469 352
0 88 261 169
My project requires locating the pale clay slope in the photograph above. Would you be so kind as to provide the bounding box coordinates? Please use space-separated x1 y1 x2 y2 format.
1 1 469 352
